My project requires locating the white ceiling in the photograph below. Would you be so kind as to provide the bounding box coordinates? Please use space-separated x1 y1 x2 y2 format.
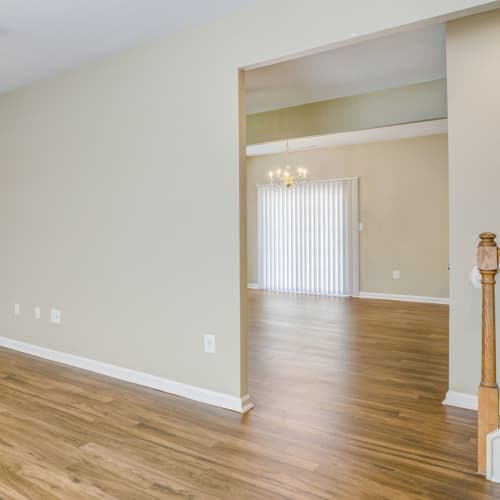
246 24 447 114
246 119 448 157
0 0 254 94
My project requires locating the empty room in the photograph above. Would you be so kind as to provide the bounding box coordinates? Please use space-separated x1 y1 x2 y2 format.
0 1 500 498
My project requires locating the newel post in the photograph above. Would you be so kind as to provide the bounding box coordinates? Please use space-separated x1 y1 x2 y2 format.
477 232 500 475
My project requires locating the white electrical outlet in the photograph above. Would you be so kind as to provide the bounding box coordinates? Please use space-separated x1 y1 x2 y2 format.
34 307 41 320
50 309 61 324
358 222 364 231
393 270 400 280
204 334 216 353
14 304 21 316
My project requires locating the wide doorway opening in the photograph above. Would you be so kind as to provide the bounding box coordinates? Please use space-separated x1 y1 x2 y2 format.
242 23 451 472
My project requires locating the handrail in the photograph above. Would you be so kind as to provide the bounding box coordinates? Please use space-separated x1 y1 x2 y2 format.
477 232 499 475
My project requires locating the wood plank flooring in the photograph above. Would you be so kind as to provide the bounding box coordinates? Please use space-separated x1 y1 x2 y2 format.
0 291 498 498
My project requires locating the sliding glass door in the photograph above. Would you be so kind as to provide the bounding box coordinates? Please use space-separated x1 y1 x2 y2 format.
257 178 359 296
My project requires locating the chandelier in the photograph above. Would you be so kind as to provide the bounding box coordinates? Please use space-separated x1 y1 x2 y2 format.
268 140 308 188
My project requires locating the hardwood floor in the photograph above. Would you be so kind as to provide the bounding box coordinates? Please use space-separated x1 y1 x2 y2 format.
0 291 498 498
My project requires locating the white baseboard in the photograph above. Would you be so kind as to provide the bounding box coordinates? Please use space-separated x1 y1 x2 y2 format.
0 336 254 414
359 291 449 305
239 394 254 413
443 390 481 411
247 283 259 289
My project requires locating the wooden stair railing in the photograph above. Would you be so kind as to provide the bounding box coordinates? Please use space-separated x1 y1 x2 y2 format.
477 232 500 475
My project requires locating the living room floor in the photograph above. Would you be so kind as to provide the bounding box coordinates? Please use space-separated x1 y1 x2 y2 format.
0 291 497 499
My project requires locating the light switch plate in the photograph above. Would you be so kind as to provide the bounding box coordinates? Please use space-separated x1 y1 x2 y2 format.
14 304 21 316
34 306 41 320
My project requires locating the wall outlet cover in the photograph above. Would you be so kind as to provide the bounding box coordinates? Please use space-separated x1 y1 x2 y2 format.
50 309 61 324
393 270 400 280
204 334 216 353
34 307 41 320
14 304 21 316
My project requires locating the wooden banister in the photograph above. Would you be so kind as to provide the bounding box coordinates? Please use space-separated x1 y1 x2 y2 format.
477 232 500 475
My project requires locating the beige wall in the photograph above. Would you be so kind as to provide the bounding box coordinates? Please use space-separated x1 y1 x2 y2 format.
247 135 449 298
247 80 448 144
447 9 500 395
0 0 494 402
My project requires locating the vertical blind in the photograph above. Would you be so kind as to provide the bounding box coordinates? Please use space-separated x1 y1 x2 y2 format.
257 178 359 296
